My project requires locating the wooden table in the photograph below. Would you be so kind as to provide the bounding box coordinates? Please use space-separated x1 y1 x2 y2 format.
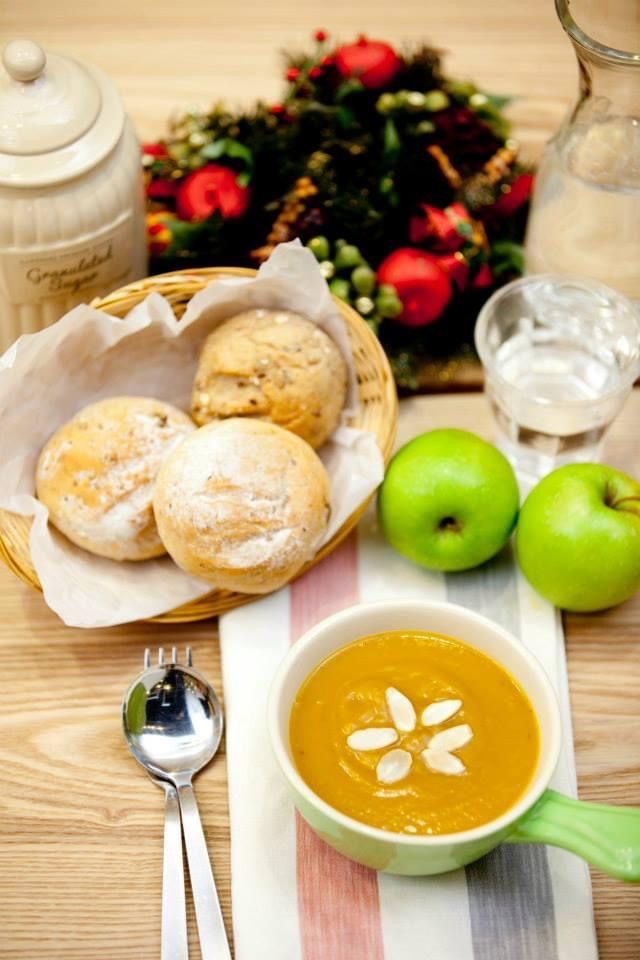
2 0 576 160
2 3 639 957
0 392 639 960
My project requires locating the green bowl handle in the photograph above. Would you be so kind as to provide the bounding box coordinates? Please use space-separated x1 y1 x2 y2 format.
506 788 640 882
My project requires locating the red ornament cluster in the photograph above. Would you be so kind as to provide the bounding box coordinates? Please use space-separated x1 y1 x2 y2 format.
485 173 534 220
334 36 402 89
379 200 502 326
176 164 250 222
142 142 169 159
409 202 470 252
377 249 452 327
408 202 475 293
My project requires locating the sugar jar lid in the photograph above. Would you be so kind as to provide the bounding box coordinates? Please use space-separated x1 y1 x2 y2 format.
0 39 125 187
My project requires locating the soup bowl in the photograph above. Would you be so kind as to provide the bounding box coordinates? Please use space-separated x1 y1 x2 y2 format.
268 600 640 880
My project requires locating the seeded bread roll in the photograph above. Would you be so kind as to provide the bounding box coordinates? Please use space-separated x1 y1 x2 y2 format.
190 309 348 449
153 418 331 593
36 396 195 561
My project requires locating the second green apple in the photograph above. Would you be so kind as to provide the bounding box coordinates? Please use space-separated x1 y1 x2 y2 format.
516 463 640 612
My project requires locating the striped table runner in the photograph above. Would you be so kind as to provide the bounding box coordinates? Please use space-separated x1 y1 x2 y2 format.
220 512 598 960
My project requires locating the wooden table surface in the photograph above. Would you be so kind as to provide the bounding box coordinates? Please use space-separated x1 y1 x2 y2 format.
2 3 639 958
4 0 577 160
0 392 639 960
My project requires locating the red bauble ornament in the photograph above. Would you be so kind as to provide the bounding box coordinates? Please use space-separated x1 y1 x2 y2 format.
142 142 168 159
471 263 494 288
489 173 534 219
314 29 328 42
176 165 250 222
147 177 177 201
377 248 452 327
308 66 322 80
286 67 301 82
409 202 473 252
334 37 402 89
409 205 457 251
436 252 469 291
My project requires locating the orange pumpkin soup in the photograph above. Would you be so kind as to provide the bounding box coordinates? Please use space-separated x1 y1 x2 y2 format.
289 630 540 835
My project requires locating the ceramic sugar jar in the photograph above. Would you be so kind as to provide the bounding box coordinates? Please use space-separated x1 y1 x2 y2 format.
0 39 147 352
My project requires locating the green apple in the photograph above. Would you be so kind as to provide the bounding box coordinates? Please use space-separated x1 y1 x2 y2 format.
378 428 519 571
516 463 640 612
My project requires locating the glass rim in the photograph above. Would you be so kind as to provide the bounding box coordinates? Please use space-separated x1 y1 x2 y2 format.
475 273 640 408
555 0 640 65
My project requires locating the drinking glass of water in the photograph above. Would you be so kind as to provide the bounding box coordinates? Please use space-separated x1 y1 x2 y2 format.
475 274 640 485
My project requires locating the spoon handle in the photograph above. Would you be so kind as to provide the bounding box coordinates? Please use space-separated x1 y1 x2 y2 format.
161 784 189 960
177 783 231 960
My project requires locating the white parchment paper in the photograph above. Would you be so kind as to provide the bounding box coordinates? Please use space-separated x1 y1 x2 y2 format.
0 241 384 628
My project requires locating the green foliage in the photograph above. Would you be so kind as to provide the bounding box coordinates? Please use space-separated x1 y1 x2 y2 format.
490 239 525 277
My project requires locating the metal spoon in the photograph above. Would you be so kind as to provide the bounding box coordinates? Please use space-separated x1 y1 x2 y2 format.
123 647 230 960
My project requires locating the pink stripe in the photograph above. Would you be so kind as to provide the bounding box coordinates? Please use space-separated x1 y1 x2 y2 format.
290 534 385 960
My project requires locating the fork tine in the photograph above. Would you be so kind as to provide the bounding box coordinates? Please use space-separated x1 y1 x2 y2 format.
143 648 151 669
171 646 177 664
186 646 193 667
158 647 165 666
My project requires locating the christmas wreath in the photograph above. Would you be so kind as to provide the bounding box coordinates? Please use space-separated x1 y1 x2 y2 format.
143 31 532 389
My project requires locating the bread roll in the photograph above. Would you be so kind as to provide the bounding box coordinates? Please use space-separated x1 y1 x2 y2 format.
190 309 348 449
153 418 331 593
36 396 195 561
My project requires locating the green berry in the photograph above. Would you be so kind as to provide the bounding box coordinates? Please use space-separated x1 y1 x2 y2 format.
308 235 330 261
319 260 335 280
405 91 426 111
334 244 363 270
424 90 450 112
415 119 436 135
376 291 404 319
355 296 375 316
469 92 489 108
188 131 207 147
378 284 397 297
351 265 376 296
447 80 477 101
329 278 351 302
376 92 396 114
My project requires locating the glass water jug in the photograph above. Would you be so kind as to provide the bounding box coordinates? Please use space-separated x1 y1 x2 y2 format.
525 0 640 300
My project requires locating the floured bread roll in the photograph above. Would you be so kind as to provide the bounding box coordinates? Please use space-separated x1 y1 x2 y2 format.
36 396 195 561
153 418 331 593
190 309 348 449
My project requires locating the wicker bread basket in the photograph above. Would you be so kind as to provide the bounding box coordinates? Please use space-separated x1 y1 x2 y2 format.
0 267 398 623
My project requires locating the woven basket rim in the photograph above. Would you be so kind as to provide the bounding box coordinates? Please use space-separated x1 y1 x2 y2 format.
0 265 398 623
